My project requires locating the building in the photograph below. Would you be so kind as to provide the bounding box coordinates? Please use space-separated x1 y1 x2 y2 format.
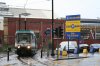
3 17 100 48
0 2 58 47
0 2 100 48
3 17 64 48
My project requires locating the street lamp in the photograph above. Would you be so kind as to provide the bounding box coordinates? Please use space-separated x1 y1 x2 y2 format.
18 13 30 30
18 14 21 30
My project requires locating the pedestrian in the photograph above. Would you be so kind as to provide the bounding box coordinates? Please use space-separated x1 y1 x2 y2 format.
74 47 79 57
89 46 94 55
74 47 78 54
59 45 63 55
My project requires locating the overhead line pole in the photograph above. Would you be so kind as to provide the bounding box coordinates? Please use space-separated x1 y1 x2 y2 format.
19 14 21 30
51 0 55 56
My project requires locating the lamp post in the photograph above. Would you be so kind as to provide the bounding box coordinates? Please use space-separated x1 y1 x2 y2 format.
51 0 55 56
18 13 30 30
19 14 21 30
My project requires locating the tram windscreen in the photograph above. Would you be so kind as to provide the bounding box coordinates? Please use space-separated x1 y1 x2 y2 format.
16 33 32 44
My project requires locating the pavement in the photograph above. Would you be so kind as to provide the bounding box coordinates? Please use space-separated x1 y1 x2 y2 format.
0 52 14 58
0 50 100 66
45 53 100 66
46 53 88 60
36 50 100 66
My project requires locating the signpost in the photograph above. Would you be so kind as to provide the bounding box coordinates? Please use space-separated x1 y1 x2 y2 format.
65 15 81 39
65 15 81 56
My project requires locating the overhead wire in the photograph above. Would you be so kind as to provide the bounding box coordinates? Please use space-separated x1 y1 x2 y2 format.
24 0 28 9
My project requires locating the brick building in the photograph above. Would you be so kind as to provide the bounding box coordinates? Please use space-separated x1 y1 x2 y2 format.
3 17 65 48
1 2 100 48
3 17 100 48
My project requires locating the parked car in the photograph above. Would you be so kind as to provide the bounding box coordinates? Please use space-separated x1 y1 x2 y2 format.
79 44 89 53
90 43 100 52
58 41 77 53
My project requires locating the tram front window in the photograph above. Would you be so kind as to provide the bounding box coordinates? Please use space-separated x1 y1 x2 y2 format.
17 33 31 44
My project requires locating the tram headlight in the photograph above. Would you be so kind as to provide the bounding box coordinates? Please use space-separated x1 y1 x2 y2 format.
27 45 31 49
17 45 20 49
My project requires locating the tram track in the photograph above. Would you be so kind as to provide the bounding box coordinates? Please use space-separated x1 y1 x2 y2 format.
17 56 28 65
17 56 48 66
0 50 53 66
17 50 53 66
33 56 48 66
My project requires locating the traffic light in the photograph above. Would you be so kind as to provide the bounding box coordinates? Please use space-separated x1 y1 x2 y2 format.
55 27 59 37
55 26 63 38
58 26 63 38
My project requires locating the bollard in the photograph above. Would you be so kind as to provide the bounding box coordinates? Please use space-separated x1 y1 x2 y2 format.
47 49 49 57
57 50 59 59
41 49 43 58
83 49 88 54
62 50 67 56
83 48 88 57
7 48 9 61
99 48 100 53
56 50 60 59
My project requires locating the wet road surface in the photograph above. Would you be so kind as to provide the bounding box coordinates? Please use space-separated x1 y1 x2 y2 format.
0 51 100 66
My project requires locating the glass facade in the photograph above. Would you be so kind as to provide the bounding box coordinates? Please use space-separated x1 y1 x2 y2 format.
81 21 100 39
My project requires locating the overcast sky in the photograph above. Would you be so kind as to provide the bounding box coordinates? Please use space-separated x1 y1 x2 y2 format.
1 0 100 19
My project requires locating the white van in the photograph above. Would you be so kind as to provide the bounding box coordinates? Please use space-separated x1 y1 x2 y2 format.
59 41 77 53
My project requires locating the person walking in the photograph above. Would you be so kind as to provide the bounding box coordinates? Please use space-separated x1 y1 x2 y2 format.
89 46 94 55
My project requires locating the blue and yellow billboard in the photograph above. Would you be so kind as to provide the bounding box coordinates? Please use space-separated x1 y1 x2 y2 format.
65 15 81 39
65 20 80 32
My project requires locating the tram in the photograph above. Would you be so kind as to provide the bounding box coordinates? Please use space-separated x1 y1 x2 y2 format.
15 30 37 56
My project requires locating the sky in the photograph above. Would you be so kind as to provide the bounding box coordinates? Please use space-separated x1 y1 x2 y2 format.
1 0 100 19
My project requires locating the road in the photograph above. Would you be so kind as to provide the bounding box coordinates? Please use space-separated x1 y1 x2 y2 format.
0 51 100 66
53 53 100 66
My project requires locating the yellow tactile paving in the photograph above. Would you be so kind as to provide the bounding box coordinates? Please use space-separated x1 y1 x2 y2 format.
53 59 82 66
4 64 12 66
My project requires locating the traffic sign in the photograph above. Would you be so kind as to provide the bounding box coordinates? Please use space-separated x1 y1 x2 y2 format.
66 15 80 20
66 32 80 39
45 29 51 36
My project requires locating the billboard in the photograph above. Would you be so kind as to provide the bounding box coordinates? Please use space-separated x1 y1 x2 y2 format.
65 15 80 39
65 32 81 39
66 15 80 20
65 20 80 32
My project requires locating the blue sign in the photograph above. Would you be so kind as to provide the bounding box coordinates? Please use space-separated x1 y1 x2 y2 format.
66 32 80 39
45 29 51 36
66 14 81 39
66 15 80 21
